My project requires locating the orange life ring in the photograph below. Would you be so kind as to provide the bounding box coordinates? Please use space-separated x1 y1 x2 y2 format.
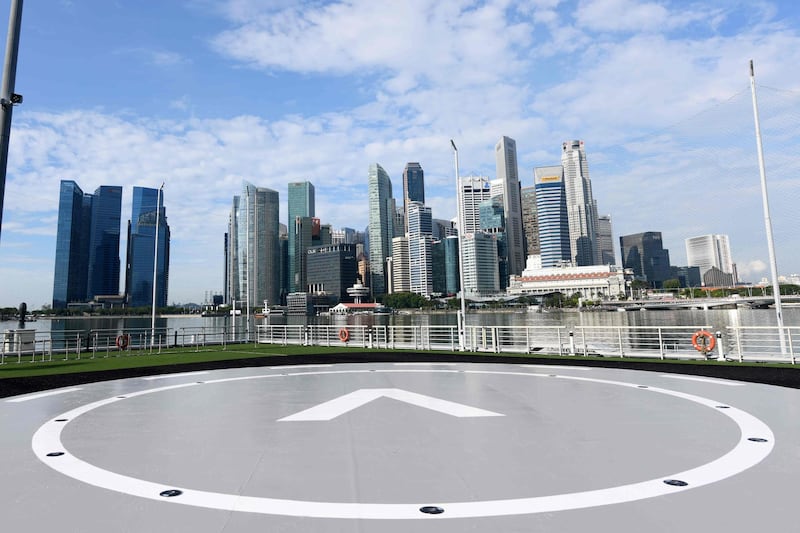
691 330 716 353
338 328 350 342
116 334 130 350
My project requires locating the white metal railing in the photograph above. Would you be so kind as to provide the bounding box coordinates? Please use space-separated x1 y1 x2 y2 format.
256 324 798 364
2 324 797 365
0 326 254 364
726 326 798 364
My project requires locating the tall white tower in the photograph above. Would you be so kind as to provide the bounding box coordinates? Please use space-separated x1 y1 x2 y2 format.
561 140 600 266
495 136 526 276
685 234 735 281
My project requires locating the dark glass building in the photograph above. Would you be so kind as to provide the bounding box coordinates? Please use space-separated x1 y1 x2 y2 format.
619 232 671 289
402 162 424 233
287 181 315 292
87 186 122 299
444 235 460 296
52 181 122 309
53 181 90 308
306 243 358 304
126 186 170 307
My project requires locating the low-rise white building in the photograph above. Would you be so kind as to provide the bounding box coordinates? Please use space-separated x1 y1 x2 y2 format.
507 256 628 300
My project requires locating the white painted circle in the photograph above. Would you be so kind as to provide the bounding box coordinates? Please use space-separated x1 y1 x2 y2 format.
32 368 774 520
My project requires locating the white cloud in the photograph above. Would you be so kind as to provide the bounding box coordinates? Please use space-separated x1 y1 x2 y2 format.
4 0 800 306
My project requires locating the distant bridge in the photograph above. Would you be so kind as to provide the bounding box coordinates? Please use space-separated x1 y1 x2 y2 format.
600 295 800 311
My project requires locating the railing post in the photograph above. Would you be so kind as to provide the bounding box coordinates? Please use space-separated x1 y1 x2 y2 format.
658 327 665 360
788 328 795 364
734 327 743 362
568 330 575 355
618 327 625 358
715 331 726 361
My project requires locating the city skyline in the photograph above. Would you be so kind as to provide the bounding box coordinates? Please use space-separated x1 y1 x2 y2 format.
1 1 800 307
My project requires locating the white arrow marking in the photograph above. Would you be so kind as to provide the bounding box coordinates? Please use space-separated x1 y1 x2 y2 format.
278 388 504 421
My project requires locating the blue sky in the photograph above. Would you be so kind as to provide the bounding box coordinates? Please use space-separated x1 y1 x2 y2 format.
1 0 800 308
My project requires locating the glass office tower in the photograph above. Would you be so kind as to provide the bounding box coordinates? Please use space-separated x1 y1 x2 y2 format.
367 163 395 296
53 181 122 308
53 181 91 309
287 181 315 292
87 185 122 299
126 186 170 307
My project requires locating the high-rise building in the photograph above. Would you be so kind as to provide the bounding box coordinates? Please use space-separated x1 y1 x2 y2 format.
561 140 600 266
597 215 615 265
294 216 331 292
367 163 395 296
226 196 240 305
443 235 460 296
391 236 410 293
458 175 492 234
87 185 123 299
53 181 123 308
53 181 91 309
480 196 508 290
462 232 499 296
619 232 672 288
431 239 446 296
521 185 539 258
432 218 457 240
232 181 280 309
407 201 433 298
306 243 358 303
126 186 170 308
533 166 571 268
685 234 736 285
287 181 315 292
402 162 424 233
494 136 526 275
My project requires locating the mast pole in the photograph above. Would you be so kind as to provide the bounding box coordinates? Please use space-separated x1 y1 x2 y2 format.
749 59 787 356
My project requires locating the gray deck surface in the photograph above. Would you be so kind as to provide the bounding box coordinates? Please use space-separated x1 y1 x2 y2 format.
2 362 797 532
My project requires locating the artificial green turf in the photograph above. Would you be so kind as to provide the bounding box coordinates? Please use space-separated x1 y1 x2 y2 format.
1 341 798 380
0 344 348 379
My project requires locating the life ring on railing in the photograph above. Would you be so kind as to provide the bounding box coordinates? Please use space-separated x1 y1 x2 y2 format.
691 330 716 353
116 334 130 350
338 328 350 343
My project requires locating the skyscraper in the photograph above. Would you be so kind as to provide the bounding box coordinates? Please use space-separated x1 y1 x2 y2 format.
53 181 122 309
287 181 315 292
521 185 539 258
494 136 526 275
597 215 615 265
458 175 492 234
407 201 433 298
293 216 331 292
233 182 280 308
306 243 358 303
87 185 123 299
53 181 91 309
620 232 672 288
126 186 170 307
391 236 410 293
562 140 600 266
367 163 394 296
402 162 424 233
534 166 571 268
226 196 241 305
685 234 736 284
480 195 508 290
462 232 499 296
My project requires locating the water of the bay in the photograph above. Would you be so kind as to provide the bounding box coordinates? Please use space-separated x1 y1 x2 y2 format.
4 305 799 337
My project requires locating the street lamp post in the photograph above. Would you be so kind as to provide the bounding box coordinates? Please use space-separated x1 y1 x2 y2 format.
150 182 164 349
450 139 467 351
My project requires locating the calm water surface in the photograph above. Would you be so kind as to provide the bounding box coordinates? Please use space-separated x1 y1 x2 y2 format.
5 306 799 336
